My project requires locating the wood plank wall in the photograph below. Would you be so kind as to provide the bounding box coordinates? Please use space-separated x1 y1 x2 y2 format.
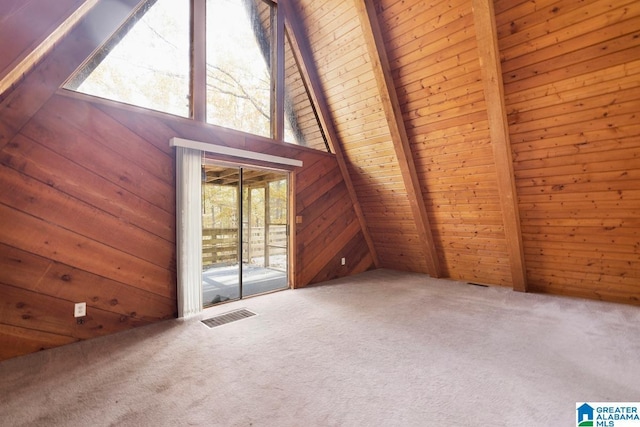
296 150 375 284
0 93 178 361
0 2 373 361
495 0 640 303
375 0 514 286
296 0 435 274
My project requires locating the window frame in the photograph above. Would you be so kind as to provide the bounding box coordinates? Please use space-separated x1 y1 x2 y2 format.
63 0 329 151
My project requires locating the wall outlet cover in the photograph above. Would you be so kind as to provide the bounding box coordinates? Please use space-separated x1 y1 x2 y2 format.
74 302 86 318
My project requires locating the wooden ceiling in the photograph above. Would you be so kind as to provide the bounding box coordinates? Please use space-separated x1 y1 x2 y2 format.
291 0 518 284
289 0 640 299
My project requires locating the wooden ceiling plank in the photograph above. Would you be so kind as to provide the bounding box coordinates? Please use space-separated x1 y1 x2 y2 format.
281 0 380 267
472 0 528 292
354 0 442 278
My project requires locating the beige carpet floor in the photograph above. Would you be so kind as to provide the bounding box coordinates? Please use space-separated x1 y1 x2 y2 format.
1 269 639 426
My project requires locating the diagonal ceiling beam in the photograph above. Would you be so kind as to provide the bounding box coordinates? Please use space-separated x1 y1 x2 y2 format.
0 0 100 100
280 0 380 268
354 0 442 278
472 0 528 292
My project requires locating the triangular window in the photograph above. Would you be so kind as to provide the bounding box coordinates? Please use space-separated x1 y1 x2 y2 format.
64 0 191 117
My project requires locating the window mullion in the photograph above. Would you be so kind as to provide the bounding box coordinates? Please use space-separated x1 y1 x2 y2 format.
192 0 207 121
272 1 285 141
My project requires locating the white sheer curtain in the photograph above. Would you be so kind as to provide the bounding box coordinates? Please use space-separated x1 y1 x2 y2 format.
175 146 203 318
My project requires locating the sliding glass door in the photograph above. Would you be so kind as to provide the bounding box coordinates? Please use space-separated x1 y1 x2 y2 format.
201 163 289 307
202 165 241 304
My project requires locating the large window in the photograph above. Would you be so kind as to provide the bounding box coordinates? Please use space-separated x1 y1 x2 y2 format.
206 0 273 138
65 0 329 152
65 0 191 117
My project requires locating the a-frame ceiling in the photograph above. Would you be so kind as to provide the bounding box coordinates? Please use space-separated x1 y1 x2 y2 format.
290 0 525 286
286 0 640 298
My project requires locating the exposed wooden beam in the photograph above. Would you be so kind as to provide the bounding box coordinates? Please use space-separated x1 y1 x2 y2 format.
354 0 442 278
472 0 528 292
281 0 380 268
0 0 99 101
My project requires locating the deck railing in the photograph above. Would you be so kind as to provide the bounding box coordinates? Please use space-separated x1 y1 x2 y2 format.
202 226 287 268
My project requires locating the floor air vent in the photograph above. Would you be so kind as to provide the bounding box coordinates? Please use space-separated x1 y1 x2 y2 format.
201 308 257 328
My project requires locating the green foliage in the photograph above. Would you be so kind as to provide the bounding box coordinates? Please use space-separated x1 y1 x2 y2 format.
202 183 238 229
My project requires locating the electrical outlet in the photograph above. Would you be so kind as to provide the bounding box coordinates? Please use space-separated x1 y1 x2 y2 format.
341 257 346 266
74 302 86 318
